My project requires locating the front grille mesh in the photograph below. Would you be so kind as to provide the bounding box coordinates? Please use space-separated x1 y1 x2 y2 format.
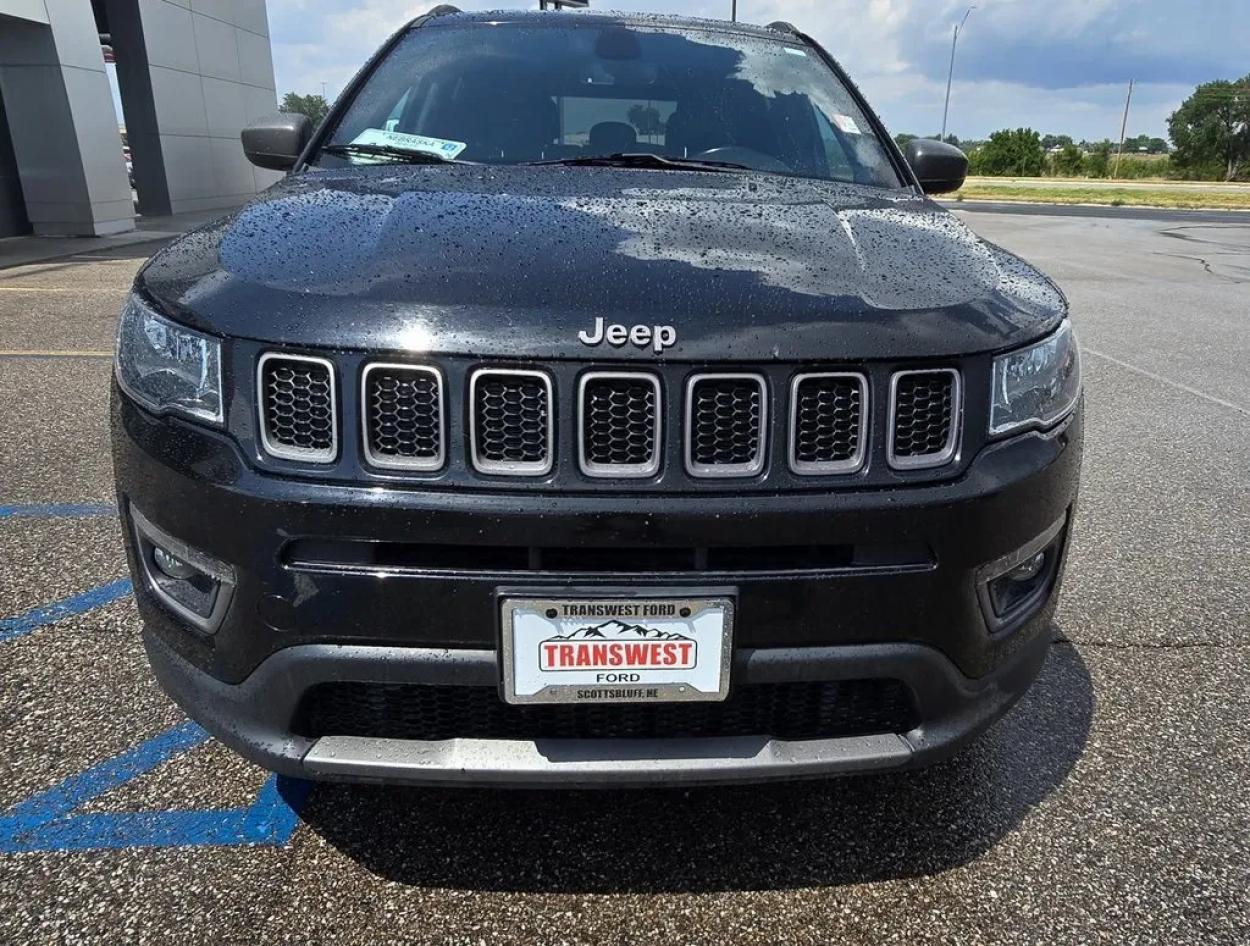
297 679 919 742
891 371 956 464
792 375 864 470
260 356 334 460
689 375 764 473
472 371 551 472
254 353 967 480
364 366 441 468
582 375 658 472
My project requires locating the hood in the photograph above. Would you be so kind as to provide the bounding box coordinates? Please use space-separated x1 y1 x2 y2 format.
140 165 1066 361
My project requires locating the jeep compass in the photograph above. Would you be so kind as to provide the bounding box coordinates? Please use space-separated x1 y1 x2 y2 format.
111 8 1083 786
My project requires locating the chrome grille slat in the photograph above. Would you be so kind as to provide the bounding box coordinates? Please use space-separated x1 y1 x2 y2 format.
888 368 961 470
257 352 337 463
254 353 969 482
789 372 867 474
362 363 444 471
685 373 767 478
469 368 553 476
578 372 661 478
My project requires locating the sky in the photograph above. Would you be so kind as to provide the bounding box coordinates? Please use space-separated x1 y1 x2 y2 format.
177 1 1250 144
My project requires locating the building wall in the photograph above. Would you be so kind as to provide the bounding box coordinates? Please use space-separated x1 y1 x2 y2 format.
0 0 134 236
0 0 279 236
0 80 31 237
114 0 281 215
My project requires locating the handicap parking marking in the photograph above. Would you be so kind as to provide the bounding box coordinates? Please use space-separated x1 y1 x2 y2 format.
0 722 310 853
0 503 118 519
0 578 133 643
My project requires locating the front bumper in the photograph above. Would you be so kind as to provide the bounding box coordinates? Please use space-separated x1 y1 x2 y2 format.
144 626 1052 787
113 383 1081 785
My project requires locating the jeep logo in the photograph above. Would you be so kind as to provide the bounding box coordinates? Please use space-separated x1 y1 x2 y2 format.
578 317 677 354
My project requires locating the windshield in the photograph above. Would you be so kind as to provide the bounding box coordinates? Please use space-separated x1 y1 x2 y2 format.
318 20 903 188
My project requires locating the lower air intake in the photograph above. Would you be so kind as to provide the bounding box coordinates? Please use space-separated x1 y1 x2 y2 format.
296 679 919 742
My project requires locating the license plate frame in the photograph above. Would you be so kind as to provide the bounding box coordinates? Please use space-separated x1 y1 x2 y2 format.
499 592 735 706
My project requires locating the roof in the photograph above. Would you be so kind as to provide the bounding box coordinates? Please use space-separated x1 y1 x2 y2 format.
412 8 801 42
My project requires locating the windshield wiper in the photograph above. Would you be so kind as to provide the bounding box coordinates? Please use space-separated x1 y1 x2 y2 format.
529 152 748 173
321 143 461 165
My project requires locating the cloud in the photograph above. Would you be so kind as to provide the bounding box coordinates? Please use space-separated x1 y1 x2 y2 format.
269 0 1246 141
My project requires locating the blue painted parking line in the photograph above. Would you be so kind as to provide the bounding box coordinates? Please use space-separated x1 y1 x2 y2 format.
0 503 118 519
0 722 310 853
0 578 133 643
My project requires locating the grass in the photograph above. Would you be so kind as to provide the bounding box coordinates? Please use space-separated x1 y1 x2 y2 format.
949 181 1250 211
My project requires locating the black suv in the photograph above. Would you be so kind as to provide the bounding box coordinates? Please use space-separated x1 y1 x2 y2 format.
112 8 1082 786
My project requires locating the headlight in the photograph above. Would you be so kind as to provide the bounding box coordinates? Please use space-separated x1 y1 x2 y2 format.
115 293 223 424
990 320 1081 437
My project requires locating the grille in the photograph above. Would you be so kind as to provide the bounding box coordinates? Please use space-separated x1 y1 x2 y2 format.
252 351 972 482
686 374 766 477
889 369 960 469
579 372 661 477
790 373 867 474
258 353 336 462
296 679 919 742
470 369 553 475
362 364 443 471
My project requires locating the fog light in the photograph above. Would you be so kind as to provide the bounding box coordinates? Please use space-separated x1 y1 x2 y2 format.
153 546 198 581
976 516 1068 635
130 505 235 634
1006 552 1045 583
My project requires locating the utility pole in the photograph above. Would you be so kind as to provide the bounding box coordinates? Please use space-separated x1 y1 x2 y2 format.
731 0 737 22
940 6 975 142
1114 79 1134 179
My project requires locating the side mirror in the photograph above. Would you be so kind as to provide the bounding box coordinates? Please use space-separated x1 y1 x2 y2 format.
904 139 968 195
242 113 312 171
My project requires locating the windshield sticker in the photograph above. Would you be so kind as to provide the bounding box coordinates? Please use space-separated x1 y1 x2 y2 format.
350 128 467 159
832 114 862 135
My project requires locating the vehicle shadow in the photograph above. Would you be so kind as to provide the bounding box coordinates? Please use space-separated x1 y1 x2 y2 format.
296 632 1094 893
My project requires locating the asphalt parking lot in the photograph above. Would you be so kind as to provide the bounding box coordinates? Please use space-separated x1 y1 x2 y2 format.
1 207 1248 945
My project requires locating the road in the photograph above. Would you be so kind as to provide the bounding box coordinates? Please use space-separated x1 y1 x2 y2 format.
964 175 1250 194
941 199 1250 224
1 208 1248 945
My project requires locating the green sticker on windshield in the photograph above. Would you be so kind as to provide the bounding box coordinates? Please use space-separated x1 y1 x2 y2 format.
351 128 467 160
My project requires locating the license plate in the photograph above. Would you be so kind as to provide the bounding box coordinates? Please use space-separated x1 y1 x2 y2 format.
500 596 734 705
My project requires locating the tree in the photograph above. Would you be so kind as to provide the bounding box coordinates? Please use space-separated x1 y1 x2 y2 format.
1042 133 1073 151
894 133 918 149
968 128 1045 176
626 104 665 142
281 92 330 128
1050 143 1084 176
1167 77 1250 181
1147 137 1169 154
1084 140 1112 178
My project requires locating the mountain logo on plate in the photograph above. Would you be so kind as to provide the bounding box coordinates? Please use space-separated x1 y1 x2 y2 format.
539 619 697 672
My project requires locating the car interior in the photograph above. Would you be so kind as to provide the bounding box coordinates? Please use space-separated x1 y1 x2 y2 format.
324 25 898 186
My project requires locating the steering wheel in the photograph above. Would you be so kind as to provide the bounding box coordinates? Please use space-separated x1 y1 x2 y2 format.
692 146 792 174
